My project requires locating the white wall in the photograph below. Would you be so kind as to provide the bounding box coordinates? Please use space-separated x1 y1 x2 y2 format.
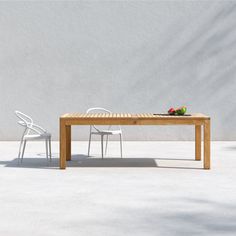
1 1 236 141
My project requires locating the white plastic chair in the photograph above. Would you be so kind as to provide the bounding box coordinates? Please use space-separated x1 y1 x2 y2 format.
15 111 52 162
87 107 123 158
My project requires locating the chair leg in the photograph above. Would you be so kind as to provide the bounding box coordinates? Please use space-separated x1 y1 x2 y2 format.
21 140 27 162
101 135 104 159
49 138 52 161
88 132 92 157
120 133 123 158
18 140 23 163
105 135 109 156
45 139 48 160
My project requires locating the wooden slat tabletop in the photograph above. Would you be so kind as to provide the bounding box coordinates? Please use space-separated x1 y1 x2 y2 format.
61 113 209 119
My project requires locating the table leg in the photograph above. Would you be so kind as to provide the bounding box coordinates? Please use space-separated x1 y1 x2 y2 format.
195 125 201 161
60 120 66 169
66 125 71 161
204 119 211 169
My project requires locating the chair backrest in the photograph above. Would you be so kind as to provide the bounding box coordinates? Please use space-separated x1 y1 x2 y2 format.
15 111 47 137
15 111 33 135
86 107 114 132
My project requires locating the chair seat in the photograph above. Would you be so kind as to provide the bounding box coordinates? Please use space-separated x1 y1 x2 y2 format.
23 132 51 140
91 130 122 135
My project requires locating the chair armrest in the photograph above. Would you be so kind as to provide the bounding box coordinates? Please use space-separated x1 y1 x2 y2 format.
26 126 43 135
32 123 47 133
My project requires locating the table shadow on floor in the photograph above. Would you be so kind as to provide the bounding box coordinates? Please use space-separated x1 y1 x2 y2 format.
0 154 202 170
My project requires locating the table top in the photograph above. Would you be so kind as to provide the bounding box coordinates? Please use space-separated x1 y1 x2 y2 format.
61 113 210 120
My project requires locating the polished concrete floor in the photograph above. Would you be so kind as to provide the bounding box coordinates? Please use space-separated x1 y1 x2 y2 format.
0 141 236 236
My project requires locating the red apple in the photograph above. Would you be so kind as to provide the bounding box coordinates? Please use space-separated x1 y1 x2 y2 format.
168 108 175 115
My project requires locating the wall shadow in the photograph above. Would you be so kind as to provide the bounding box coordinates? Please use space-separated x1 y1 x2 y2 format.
224 145 236 151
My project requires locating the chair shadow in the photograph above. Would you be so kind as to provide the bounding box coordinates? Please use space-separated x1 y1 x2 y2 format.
0 153 202 170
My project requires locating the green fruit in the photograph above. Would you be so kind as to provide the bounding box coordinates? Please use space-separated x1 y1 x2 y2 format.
176 110 183 115
181 106 187 114
176 106 187 115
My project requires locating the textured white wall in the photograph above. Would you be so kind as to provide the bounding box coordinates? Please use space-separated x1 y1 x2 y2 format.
0 1 236 141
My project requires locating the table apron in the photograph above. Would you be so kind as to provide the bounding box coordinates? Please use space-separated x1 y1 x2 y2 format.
62 119 205 126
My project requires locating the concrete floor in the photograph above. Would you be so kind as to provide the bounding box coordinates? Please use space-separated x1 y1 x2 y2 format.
0 141 236 236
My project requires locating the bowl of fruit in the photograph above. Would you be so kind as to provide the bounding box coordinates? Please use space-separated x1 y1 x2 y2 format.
168 106 187 116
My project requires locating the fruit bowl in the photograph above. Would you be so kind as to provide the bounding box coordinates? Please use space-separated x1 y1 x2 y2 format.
168 106 187 116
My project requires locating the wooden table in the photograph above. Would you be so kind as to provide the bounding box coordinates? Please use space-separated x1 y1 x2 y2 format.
60 113 210 169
